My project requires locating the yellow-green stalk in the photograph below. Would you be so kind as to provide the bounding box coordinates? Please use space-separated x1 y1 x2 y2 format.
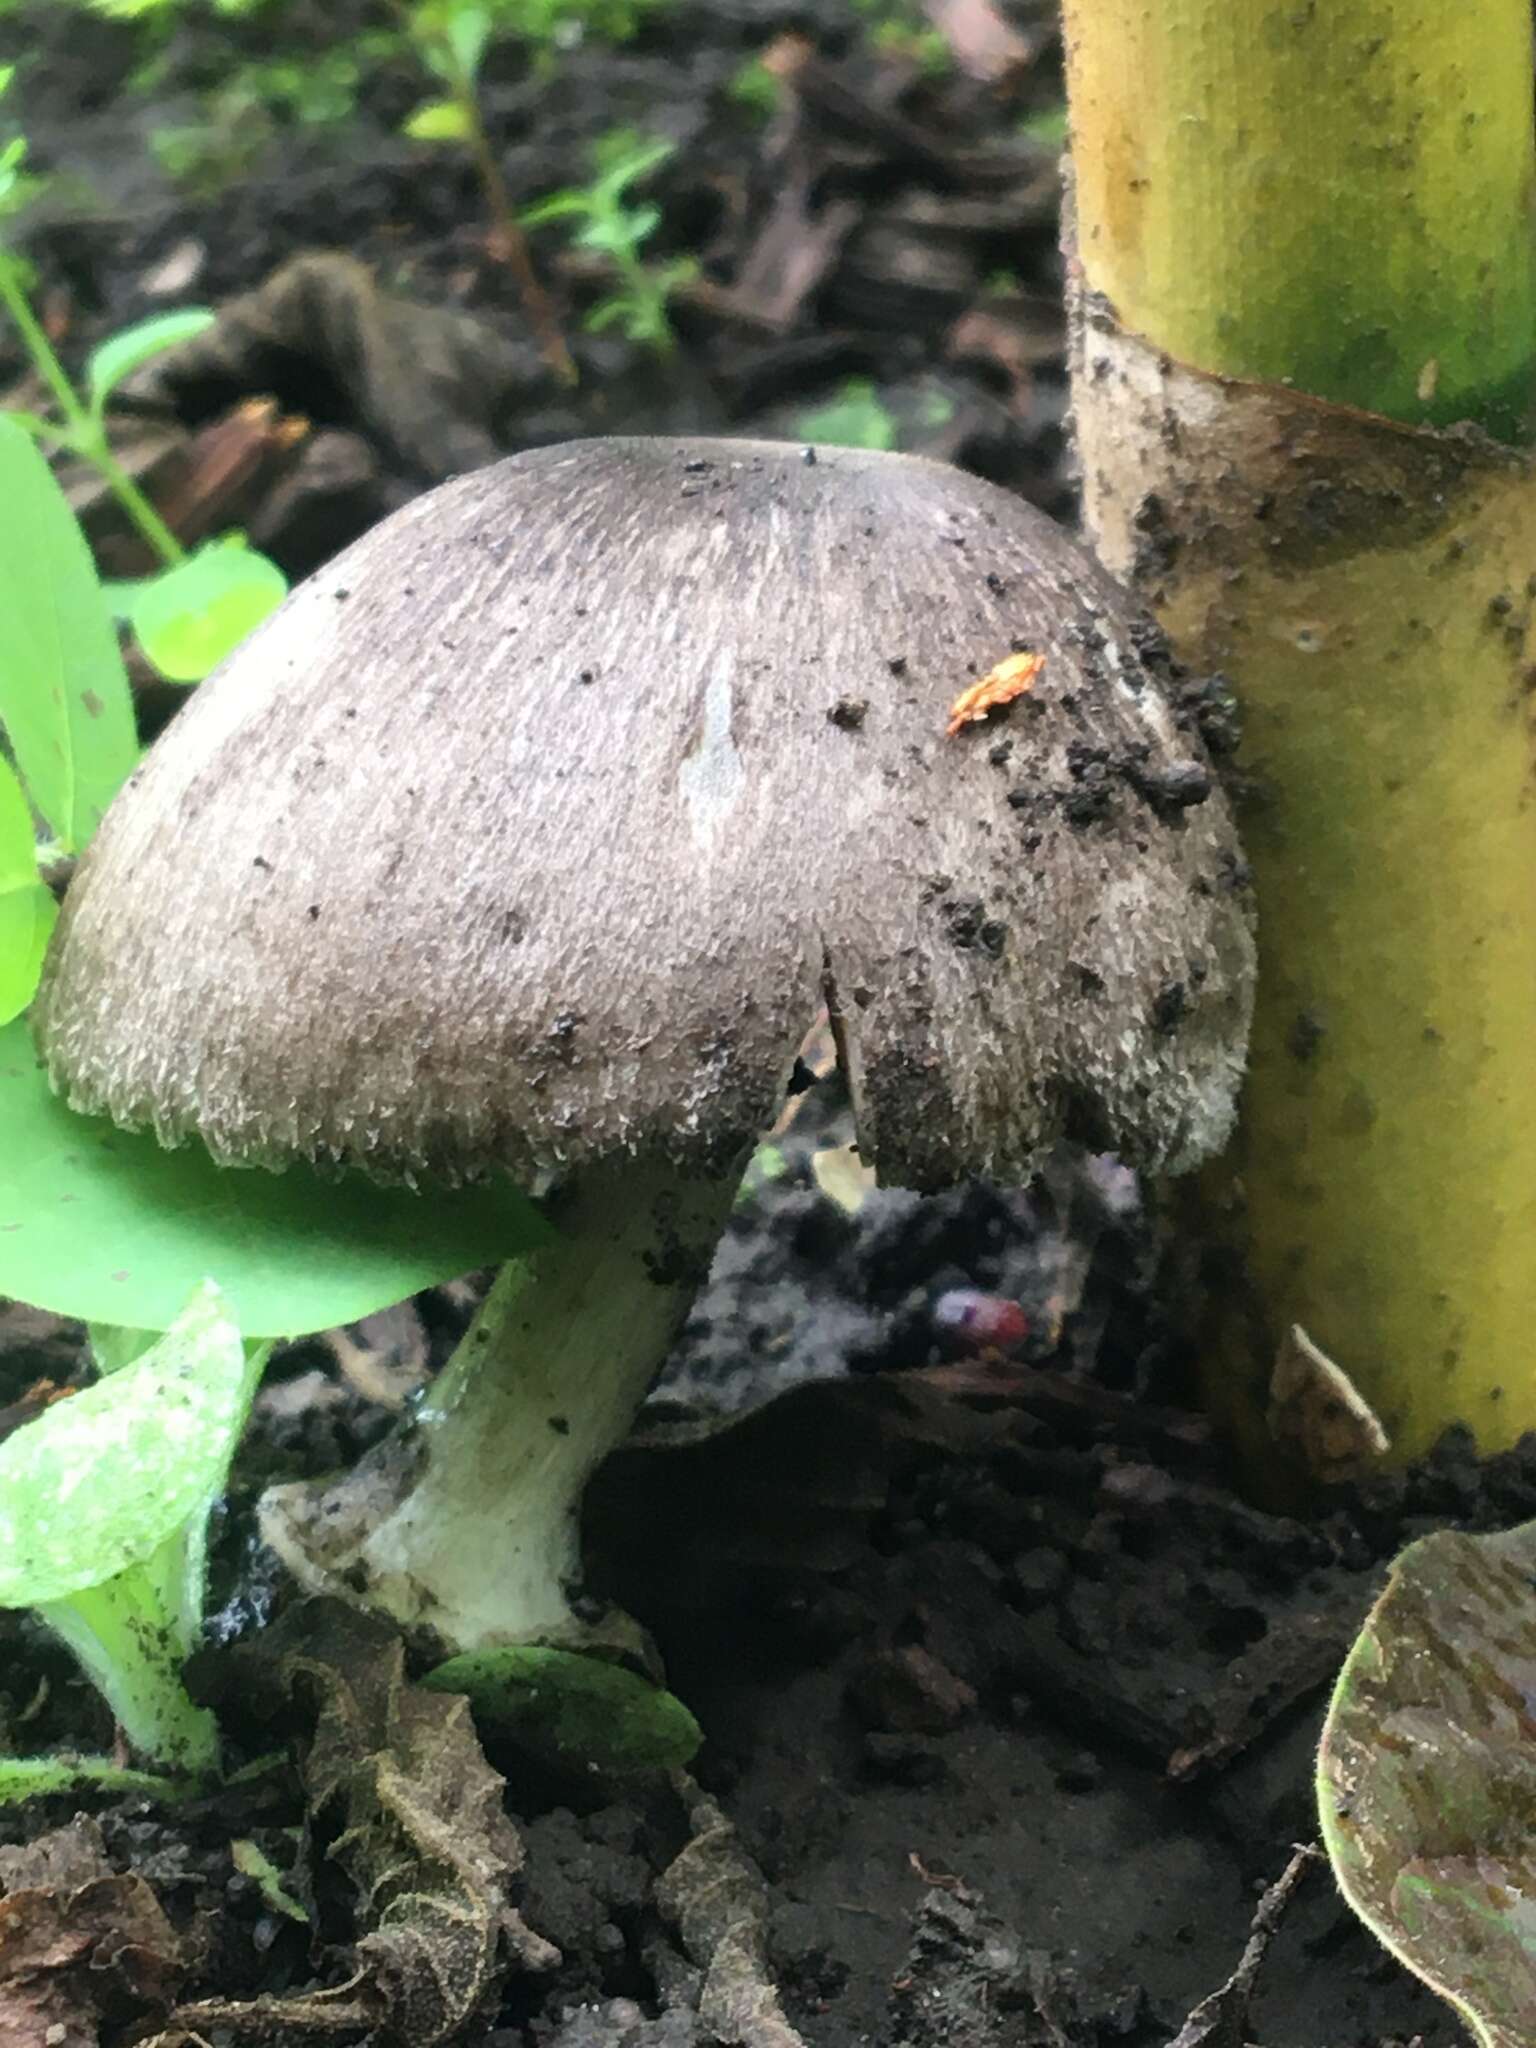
1063 0 1536 1463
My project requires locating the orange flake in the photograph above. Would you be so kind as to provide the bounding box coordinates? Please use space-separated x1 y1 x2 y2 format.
945 650 1044 739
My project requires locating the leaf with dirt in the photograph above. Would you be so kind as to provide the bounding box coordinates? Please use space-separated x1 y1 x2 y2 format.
1318 1519 1536 2048
181 1600 557 2046
0 1817 184 2048
657 1777 805 2048
421 1646 701 1775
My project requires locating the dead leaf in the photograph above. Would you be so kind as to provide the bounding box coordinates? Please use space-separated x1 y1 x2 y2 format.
657 1777 806 2048
0 1818 183 2048
810 1142 876 1214
130 252 550 482
1268 1323 1389 1483
182 1601 556 2045
945 651 1044 738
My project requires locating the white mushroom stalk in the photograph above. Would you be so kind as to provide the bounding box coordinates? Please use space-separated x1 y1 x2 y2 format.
260 1160 735 1655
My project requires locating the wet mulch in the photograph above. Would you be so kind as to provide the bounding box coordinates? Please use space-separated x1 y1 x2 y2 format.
0 2 1511 2042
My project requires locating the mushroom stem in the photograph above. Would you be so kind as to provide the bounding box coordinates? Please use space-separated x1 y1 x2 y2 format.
258 1157 735 1656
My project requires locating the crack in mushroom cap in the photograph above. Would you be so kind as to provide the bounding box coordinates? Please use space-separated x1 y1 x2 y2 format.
35 438 1255 1191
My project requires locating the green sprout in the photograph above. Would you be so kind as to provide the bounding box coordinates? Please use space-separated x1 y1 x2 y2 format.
399 1 576 381
0 72 287 680
520 132 695 355
0 1282 267 1791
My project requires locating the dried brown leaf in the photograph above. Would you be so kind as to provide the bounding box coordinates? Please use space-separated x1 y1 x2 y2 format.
0 1818 183 2048
184 1601 556 2046
657 1778 805 2048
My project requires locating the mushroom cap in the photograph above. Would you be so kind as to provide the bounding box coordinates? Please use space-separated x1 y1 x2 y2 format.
35 438 1254 1191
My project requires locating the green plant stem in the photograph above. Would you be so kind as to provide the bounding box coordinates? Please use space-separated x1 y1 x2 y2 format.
0 1753 199 1805
1063 0 1536 1465
1064 0 1536 436
451 73 577 385
0 258 186 565
37 1525 220 1775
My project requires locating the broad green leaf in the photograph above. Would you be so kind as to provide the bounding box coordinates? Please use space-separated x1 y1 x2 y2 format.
423 1645 702 1773
1318 1520 1536 2048
85 308 216 418
0 1018 548 1334
402 95 473 142
127 539 288 683
0 753 54 1022
0 416 138 850
0 1281 254 1607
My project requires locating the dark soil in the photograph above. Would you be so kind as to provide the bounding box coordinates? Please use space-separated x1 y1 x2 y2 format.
0 4 1512 2043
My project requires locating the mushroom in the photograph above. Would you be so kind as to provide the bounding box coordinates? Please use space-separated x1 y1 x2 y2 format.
33 437 1254 1659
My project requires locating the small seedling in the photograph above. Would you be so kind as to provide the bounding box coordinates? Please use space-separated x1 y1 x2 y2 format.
399 1 575 381
520 132 696 355
0 71 287 681
0 1282 267 1789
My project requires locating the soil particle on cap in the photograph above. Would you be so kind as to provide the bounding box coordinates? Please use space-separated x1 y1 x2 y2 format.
1121 751 1213 816
828 698 869 731
939 897 1008 958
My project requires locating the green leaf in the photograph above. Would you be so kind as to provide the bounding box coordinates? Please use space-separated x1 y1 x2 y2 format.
0 754 55 1024
126 538 288 683
445 5 492 81
0 416 139 851
0 1281 254 1607
576 203 659 256
85 308 216 418
520 189 595 227
402 95 473 142
0 1018 549 1335
422 1646 702 1774
412 0 491 83
1318 1519 1536 2048
87 1322 158 1374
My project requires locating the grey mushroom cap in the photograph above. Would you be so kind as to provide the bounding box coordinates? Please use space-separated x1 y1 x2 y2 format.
35 437 1254 1191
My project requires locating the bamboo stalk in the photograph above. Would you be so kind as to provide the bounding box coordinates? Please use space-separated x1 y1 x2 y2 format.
1064 0 1536 437
1063 0 1536 1464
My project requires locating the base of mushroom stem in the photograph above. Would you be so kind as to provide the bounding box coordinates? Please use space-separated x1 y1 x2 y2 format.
257 1156 738 1661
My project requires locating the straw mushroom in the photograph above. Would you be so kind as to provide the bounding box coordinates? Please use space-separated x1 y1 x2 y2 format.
33 437 1255 1658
